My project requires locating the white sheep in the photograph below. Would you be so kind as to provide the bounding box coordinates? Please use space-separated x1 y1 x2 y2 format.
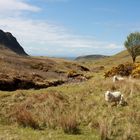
113 75 124 83
104 91 125 105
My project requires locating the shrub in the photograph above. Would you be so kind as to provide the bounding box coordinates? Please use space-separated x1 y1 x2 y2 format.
132 63 140 78
67 70 85 80
104 63 134 78
104 62 140 78
67 70 77 78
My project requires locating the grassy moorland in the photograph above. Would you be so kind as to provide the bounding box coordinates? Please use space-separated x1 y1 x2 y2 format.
0 47 89 91
0 50 140 140
80 50 140 70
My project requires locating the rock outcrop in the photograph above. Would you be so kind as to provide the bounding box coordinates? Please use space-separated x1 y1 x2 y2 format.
0 29 28 55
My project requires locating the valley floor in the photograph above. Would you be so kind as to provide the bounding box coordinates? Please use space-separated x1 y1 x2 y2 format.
0 125 99 140
0 73 140 140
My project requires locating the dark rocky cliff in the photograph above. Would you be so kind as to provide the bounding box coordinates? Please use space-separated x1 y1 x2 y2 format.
0 29 28 55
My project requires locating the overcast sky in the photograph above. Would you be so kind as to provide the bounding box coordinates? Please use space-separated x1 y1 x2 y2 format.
0 0 140 57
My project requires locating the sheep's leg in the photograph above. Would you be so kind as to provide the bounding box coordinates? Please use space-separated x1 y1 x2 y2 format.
116 101 120 106
119 100 122 105
112 102 117 106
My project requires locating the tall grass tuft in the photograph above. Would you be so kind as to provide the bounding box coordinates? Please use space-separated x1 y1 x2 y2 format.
59 113 80 134
15 106 39 129
99 119 110 140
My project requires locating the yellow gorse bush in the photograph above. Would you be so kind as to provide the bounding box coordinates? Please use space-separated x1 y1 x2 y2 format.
104 62 140 78
132 63 140 78
104 63 134 78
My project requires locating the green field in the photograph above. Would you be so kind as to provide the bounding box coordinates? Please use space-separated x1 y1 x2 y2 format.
0 50 140 140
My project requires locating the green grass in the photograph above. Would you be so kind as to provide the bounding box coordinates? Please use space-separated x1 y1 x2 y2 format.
0 125 99 140
0 73 140 139
78 50 140 72
0 49 140 139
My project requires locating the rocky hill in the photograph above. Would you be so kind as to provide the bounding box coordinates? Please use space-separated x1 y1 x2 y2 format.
0 29 27 55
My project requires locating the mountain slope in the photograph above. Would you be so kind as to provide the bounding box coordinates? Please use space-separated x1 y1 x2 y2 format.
78 50 140 72
0 29 27 55
102 50 140 65
0 48 89 91
75 54 109 61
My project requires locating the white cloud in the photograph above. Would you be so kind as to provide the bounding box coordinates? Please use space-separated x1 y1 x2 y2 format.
0 0 122 56
108 43 122 49
0 0 40 15
0 17 122 56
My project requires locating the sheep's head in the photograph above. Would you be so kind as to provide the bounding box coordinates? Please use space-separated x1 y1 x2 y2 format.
105 91 111 101
115 76 118 80
113 75 119 81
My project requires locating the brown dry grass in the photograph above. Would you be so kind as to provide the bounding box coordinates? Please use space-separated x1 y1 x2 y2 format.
15 106 39 129
0 75 140 139
0 48 140 139
0 48 90 91
59 113 79 134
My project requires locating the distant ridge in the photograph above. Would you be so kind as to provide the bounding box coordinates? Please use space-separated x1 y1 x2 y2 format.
75 54 109 61
0 29 28 56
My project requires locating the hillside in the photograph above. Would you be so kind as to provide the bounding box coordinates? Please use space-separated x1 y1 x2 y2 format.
0 35 140 139
0 54 140 140
0 48 140 139
75 54 109 61
0 29 27 55
0 47 89 91
80 50 140 71
100 50 140 64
